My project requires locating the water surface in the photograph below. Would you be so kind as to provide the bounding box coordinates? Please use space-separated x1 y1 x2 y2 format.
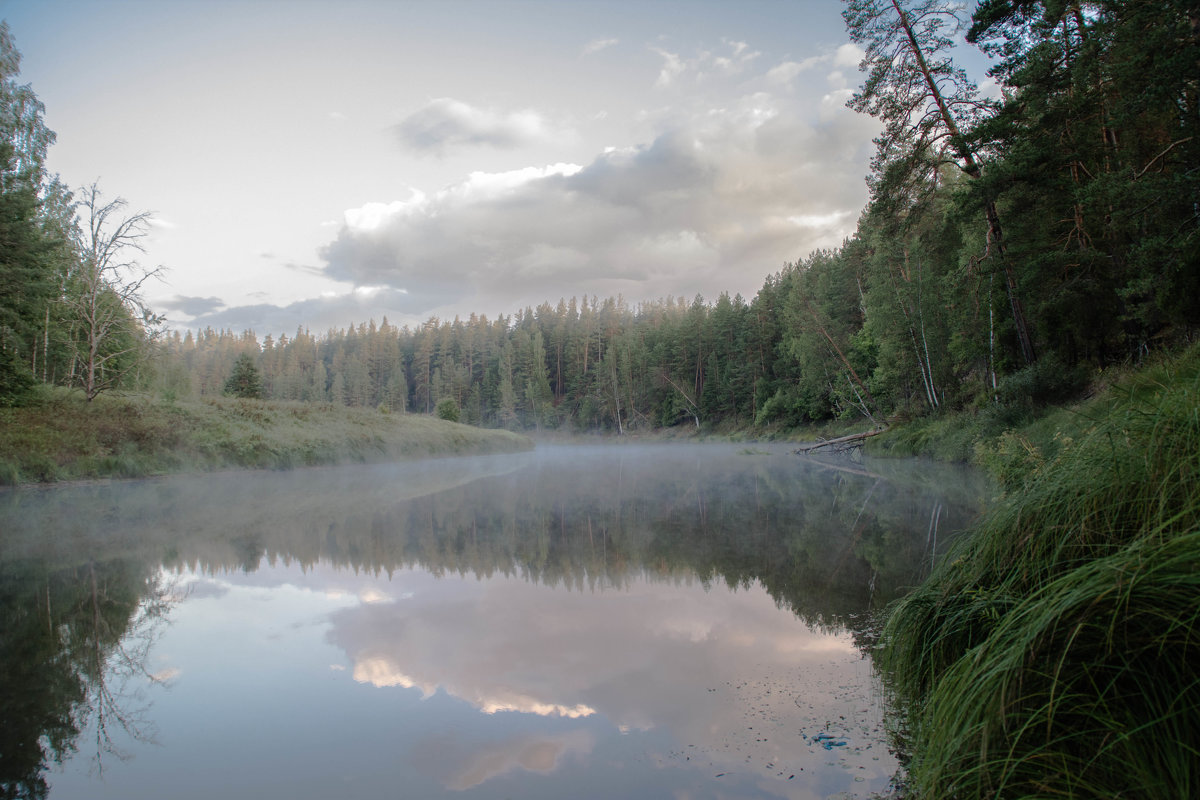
0 443 986 799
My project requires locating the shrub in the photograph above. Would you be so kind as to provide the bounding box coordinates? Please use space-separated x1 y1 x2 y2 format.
435 397 460 423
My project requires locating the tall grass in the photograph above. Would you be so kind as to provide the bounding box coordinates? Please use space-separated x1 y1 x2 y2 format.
877 344 1200 798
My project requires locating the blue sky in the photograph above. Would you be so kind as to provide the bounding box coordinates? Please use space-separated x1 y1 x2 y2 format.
4 0 891 335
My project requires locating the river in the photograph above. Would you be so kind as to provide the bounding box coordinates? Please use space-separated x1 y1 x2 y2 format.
0 442 987 799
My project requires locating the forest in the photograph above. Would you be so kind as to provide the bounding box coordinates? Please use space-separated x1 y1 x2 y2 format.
1 1 1197 436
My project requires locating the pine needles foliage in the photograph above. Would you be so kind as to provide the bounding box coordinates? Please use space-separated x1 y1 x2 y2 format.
877 343 1200 799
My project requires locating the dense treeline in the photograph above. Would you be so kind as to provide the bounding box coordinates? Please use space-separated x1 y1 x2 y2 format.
151 0 1198 432
0 22 163 408
4 2 1197 432
153 294 779 431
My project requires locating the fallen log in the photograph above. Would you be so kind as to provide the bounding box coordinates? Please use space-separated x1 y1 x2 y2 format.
794 427 886 455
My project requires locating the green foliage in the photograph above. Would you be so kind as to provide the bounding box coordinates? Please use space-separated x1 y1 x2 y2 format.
993 352 1090 410
223 353 263 399
877 343 1200 798
435 397 460 423
0 345 35 407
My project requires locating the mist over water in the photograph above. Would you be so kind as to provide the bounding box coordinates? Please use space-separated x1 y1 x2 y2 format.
0 443 987 799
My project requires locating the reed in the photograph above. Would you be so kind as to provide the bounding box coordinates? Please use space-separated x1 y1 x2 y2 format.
877 344 1200 798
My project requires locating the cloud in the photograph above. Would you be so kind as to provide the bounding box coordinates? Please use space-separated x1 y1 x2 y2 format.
765 42 864 88
183 286 438 334
834 41 865 68
653 39 761 89
319 92 878 317
765 56 822 85
160 295 225 317
651 47 685 88
582 37 618 56
323 568 872 784
393 98 569 155
445 733 594 791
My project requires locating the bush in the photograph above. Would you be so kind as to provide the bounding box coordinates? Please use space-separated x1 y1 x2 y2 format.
0 347 35 407
435 397 460 423
994 353 1089 409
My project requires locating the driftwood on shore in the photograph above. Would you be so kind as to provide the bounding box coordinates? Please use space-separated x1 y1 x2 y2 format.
794 428 886 455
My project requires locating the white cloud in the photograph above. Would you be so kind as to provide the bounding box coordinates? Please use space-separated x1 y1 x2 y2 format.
160 294 225 317
834 41 865 68
319 92 877 317
393 98 571 155
582 37 618 55
651 47 685 88
766 42 863 89
655 40 765 89
766 56 822 85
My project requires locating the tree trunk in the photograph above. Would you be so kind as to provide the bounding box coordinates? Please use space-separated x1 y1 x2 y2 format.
893 0 1036 365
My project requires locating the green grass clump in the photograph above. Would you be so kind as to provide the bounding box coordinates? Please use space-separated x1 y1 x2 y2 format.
877 344 1200 799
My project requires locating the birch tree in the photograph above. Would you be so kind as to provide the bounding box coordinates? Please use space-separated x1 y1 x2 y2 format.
65 182 165 400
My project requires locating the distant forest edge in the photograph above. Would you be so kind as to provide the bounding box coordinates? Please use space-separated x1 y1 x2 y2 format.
2 3 1198 437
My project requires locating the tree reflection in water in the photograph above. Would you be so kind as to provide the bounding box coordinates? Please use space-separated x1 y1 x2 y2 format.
0 444 987 797
0 557 176 799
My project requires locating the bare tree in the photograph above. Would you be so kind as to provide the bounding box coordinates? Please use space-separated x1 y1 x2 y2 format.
65 182 165 400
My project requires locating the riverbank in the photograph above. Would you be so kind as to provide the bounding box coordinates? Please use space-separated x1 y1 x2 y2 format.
872 342 1200 798
0 387 533 485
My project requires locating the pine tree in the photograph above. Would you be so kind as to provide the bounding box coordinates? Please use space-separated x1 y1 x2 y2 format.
223 353 263 399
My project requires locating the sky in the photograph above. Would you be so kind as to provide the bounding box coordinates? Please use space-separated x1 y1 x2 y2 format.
3 0 886 337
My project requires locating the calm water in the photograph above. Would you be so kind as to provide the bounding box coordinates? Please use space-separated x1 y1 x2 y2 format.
0 443 986 800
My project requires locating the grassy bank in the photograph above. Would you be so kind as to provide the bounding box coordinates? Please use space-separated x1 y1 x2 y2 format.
874 343 1200 798
0 387 533 485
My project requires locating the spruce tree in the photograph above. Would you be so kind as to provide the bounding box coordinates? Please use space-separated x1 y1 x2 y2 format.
224 354 263 399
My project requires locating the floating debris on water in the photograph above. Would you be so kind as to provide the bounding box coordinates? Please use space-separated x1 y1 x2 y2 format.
813 732 849 750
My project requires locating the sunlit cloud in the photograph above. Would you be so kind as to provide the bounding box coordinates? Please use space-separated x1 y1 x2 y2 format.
358 587 392 603
149 667 181 683
327 571 863 751
353 657 437 696
352 654 596 718
320 91 876 317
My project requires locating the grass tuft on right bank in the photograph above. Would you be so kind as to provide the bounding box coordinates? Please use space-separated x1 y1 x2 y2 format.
875 342 1200 799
